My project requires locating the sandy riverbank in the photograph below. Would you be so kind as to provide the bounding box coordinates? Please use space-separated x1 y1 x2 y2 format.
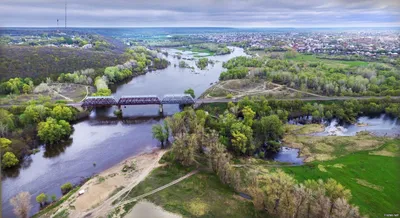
46 148 167 218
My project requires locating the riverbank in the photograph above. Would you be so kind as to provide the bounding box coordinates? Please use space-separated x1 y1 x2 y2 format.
36 148 167 218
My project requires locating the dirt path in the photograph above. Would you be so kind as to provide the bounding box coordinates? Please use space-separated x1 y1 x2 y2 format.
52 89 74 102
79 86 89 102
115 170 199 208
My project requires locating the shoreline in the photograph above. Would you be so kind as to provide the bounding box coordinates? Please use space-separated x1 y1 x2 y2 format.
38 148 167 218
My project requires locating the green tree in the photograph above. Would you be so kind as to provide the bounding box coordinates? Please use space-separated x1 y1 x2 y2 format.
254 115 284 147
230 122 253 155
51 195 57 202
51 105 74 121
0 109 15 130
152 124 167 148
184 88 195 98
2 151 19 168
35 193 47 206
20 105 49 125
60 182 73 194
0 137 12 155
37 118 72 145
242 106 255 127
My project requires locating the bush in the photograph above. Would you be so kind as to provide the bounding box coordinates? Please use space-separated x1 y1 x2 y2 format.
36 193 48 205
60 182 73 194
226 93 233 99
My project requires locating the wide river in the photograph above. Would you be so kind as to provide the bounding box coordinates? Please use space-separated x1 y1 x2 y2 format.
1 47 246 217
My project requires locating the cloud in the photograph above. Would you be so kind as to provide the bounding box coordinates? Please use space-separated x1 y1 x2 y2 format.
0 0 399 27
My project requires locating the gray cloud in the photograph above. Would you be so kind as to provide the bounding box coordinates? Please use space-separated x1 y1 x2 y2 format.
0 0 399 27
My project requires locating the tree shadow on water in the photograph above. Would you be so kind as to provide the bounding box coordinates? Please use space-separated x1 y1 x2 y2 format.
43 139 73 158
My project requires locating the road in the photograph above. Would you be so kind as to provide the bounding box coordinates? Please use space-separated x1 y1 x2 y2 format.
195 96 400 104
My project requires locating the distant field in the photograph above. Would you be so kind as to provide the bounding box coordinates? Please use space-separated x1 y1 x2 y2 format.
281 140 400 218
288 54 369 67
176 47 215 56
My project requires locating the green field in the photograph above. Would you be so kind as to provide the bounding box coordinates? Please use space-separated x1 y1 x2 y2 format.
176 47 215 56
288 54 369 67
281 140 400 218
116 154 264 217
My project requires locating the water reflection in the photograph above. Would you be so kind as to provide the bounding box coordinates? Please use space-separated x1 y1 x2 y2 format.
43 139 73 158
264 147 304 165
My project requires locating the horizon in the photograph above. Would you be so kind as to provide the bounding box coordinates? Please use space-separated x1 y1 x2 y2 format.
1 0 399 28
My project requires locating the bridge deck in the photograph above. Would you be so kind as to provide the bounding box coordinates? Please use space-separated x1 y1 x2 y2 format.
81 94 195 107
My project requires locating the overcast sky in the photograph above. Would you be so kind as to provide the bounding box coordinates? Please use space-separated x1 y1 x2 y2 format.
1 0 399 27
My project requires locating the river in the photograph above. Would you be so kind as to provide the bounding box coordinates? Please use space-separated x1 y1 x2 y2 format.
1 47 246 217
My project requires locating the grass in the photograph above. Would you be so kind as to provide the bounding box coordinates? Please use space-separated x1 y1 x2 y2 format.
119 153 265 217
280 139 400 218
53 209 69 218
176 47 215 56
32 186 81 218
288 54 369 67
284 124 325 135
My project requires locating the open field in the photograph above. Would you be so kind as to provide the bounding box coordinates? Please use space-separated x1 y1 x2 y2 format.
0 83 90 105
288 54 370 67
200 79 307 99
281 140 400 218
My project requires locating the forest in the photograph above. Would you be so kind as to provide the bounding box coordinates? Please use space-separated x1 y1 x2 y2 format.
219 53 400 96
0 46 132 83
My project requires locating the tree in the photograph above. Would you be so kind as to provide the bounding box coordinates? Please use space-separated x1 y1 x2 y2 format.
261 169 296 216
184 88 195 98
20 105 49 125
254 115 284 147
35 193 48 206
60 182 73 194
2 151 19 168
37 118 72 145
242 106 255 127
172 134 198 166
10 192 32 218
230 122 253 155
0 108 15 132
51 194 57 202
51 105 74 121
0 137 12 155
152 124 167 148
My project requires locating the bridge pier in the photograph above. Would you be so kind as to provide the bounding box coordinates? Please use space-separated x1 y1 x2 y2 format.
159 104 164 114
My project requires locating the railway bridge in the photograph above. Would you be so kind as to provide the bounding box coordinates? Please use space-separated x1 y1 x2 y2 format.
80 94 195 113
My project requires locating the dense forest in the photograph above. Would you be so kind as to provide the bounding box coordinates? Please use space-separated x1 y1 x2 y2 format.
0 46 132 83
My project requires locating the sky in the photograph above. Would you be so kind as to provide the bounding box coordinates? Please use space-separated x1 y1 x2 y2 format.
1 0 400 27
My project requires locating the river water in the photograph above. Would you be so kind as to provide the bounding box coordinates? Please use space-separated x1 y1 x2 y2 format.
1 47 246 217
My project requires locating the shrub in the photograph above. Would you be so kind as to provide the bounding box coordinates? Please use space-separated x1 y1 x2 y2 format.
60 182 73 194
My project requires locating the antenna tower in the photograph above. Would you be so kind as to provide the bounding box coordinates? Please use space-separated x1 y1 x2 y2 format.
65 0 67 29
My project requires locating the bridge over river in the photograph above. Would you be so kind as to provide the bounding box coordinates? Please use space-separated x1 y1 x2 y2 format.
68 95 400 110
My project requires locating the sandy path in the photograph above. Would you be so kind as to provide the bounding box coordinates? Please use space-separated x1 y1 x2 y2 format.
50 149 167 218
125 201 181 218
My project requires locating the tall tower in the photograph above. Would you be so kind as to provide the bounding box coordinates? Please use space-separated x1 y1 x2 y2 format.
65 0 67 29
